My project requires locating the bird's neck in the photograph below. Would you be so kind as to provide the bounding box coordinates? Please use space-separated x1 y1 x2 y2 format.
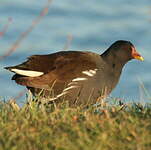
101 50 126 75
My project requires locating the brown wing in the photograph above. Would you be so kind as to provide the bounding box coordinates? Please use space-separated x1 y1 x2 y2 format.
9 51 98 90
9 51 95 72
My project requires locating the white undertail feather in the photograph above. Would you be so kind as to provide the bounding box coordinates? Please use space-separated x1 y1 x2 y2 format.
11 69 44 77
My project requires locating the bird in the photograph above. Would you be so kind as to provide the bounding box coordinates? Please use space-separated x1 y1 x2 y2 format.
5 40 144 106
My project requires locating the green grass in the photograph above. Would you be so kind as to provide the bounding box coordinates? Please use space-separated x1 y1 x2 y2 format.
0 99 151 150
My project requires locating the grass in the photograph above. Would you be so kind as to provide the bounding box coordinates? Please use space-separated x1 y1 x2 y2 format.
0 98 150 150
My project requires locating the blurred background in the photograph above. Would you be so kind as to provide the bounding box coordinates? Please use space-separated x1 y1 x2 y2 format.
0 0 151 104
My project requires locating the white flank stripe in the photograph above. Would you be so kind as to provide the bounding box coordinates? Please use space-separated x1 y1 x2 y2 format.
82 71 93 76
82 69 98 77
56 91 68 98
72 77 87 82
89 69 98 74
49 91 68 101
11 69 44 77
63 86 77 92
68 82 78 86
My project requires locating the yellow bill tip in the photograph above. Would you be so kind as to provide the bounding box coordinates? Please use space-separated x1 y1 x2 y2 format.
134 55 144 61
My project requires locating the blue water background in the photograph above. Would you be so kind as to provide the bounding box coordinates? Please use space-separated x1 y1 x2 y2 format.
0 0 151 104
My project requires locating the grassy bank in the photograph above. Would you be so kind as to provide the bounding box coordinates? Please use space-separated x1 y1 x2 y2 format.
0 100 151 150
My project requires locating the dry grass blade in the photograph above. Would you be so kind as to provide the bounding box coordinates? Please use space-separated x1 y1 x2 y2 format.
8 99 20 111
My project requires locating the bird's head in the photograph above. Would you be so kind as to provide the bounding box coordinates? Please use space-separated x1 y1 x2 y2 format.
104 40 144 64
